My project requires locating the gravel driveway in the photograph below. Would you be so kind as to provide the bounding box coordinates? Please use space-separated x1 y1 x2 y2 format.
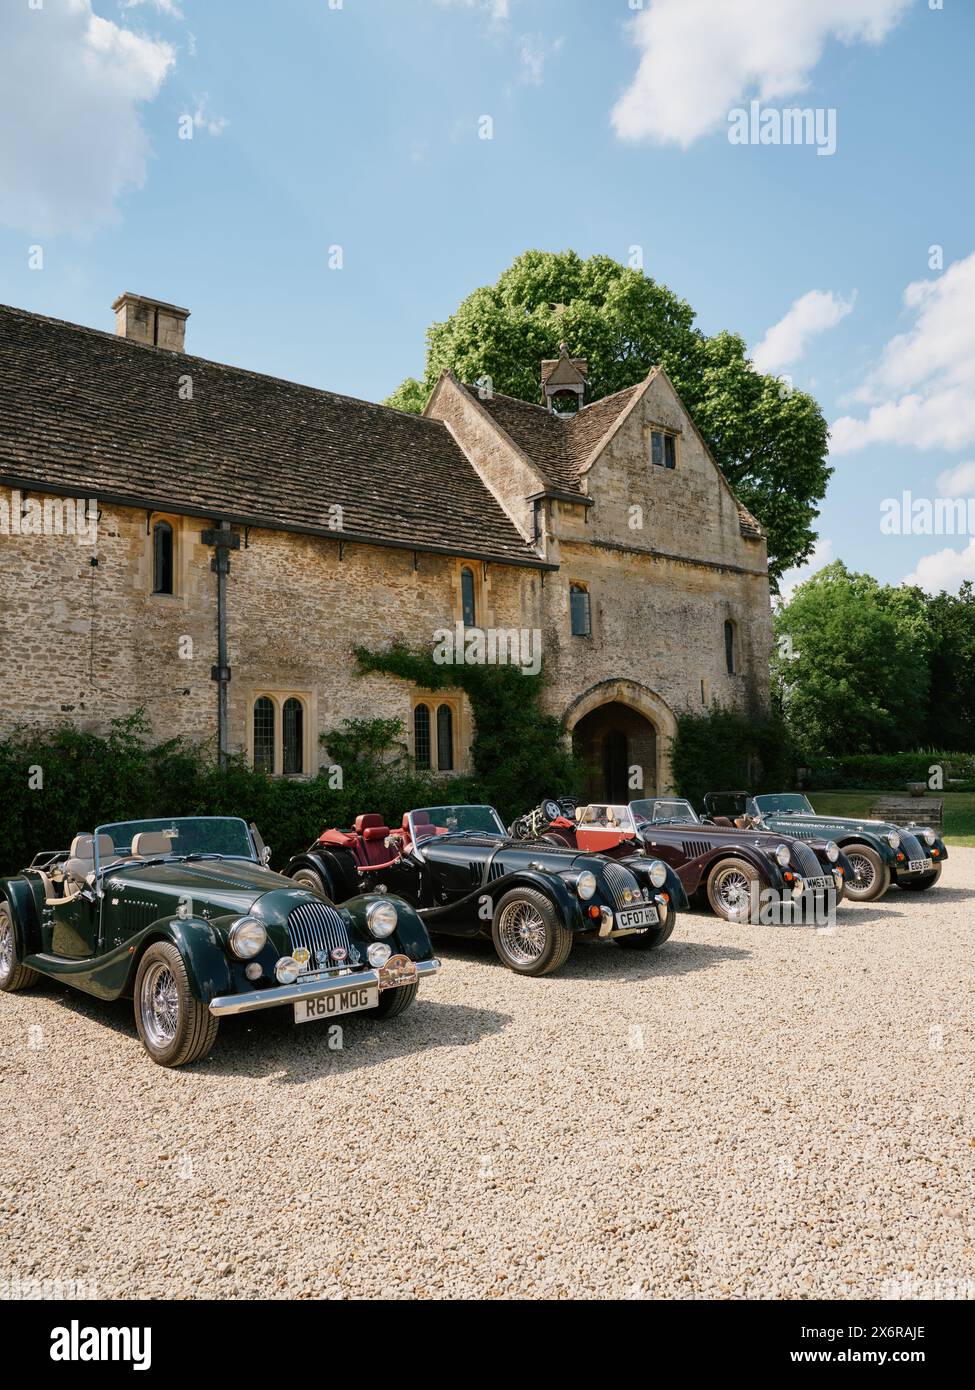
2 849 973 1301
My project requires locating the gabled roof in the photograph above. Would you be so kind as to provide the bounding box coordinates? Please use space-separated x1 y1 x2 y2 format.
0 303 543 567
460 375 764 541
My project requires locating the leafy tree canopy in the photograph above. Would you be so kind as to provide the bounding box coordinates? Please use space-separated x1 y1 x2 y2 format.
385 249 831 585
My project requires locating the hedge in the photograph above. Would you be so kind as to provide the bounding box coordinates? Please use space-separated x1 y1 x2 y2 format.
799 751 975 792
670 706 795 807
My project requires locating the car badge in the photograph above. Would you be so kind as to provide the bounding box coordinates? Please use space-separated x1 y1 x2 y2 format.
330 947 348 963
292 947 311 970
315 949 329 967
623 888 634 903
347 946 361 965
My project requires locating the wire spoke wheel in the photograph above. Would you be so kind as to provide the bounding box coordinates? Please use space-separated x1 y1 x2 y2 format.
847 853 876 892
714 868 751 915
497 900 547 966
0 913 12 980
140 962 180 1049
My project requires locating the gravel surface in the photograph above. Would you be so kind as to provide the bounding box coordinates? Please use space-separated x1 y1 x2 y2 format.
2 849 974 1301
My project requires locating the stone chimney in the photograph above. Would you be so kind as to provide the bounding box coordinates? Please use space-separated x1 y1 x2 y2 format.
112 292 190 352
541 341 588 414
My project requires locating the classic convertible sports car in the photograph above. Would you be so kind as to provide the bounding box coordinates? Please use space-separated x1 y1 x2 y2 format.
703 791 948 901
509 797 851 923
286 804 688 976
0 816 440 1066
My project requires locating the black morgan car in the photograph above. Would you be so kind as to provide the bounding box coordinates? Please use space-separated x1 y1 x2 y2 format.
286 804 688 976
0 816 440 1067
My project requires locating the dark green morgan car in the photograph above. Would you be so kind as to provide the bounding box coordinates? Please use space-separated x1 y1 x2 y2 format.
0 816 441 1067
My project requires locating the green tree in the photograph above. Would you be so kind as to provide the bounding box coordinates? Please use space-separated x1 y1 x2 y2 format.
386 249 831 585
923 581 975 750
773 562 930 756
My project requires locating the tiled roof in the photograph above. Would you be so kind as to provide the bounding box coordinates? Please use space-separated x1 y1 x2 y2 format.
463 380 764 540
0 304 541 566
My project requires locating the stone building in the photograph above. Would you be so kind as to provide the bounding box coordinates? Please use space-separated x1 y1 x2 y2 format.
0 294 772 799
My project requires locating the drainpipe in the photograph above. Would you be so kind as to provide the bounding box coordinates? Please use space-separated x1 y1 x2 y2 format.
202 521 240 768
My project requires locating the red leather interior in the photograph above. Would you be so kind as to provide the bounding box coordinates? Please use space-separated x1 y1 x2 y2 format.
576 827 633 853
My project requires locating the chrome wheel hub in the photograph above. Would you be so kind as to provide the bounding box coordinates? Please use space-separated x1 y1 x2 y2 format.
140 962 180 1048
0 914 12 980
497 901 547 965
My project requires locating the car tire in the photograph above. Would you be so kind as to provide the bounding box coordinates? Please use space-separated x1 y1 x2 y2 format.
613 902 676 951
367 982 419 1018
706 857 762 922
491 888 573 976
896 863 943 892
843 846 891 902
0 900 40 992
290 867 328 894
134 941 219 1068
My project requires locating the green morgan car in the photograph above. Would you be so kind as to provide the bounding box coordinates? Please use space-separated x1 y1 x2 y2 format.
702 792 947 902
0 816 441 1067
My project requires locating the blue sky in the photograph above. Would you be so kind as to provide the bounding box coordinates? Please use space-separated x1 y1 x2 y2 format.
1 0 973 593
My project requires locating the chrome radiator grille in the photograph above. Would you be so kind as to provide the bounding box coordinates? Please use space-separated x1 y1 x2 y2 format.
900 831 925 861
602 861 642 910
287 899 352 960
790 841 824 878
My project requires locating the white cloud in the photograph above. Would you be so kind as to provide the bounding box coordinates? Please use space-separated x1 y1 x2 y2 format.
0 0 174 235
777 538 834 605
937 461 975 498
830 253 975 454
752 289 855 374
903 540 975 595
611 0 911 146
519 33 564 86
122 0 184 16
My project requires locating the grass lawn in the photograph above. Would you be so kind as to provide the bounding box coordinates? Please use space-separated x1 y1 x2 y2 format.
811 790 975 847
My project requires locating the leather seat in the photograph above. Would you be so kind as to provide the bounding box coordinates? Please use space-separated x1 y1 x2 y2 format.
710 816 734 827
64 833 118 887
131 831 172 857
353 814 393 867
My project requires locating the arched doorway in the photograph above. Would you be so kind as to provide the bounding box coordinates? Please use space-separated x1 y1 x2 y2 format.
573 700 657 802
563 680 678 800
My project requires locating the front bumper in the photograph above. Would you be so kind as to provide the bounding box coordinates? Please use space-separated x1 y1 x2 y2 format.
209 957 442 1017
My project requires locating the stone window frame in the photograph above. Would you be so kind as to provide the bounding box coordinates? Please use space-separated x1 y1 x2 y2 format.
246 689 316 778
145 511 185 601
569 580 593 638
452 558 488 629
411 691 465 773
647 423 680 471
724 618 740 677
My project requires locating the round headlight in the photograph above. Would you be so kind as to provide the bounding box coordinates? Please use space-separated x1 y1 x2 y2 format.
886 831 901 850
366 899 398 938
228 917 267 959
648 860 667 888
275 956 300 985
576 870 597 900
825 841 839 863
775 844 791 867
922 827 936 846
367 942 392 968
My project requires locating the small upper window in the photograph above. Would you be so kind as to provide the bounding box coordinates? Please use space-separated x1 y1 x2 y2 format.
414 704 431 769
651 431 676 470
570 584 591 637
152 520 174 594
461 566 476 627
724 620 736 675
282 697 304 775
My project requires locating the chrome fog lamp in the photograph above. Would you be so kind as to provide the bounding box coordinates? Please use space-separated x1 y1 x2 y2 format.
244 962 263 981
825 841 840 863
775 844 791 867
648 860 668 888
275 956 301 985
229 917 267 959
367 942 392 968
886 831 901 850
576 870 597 900
366 899 398 938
